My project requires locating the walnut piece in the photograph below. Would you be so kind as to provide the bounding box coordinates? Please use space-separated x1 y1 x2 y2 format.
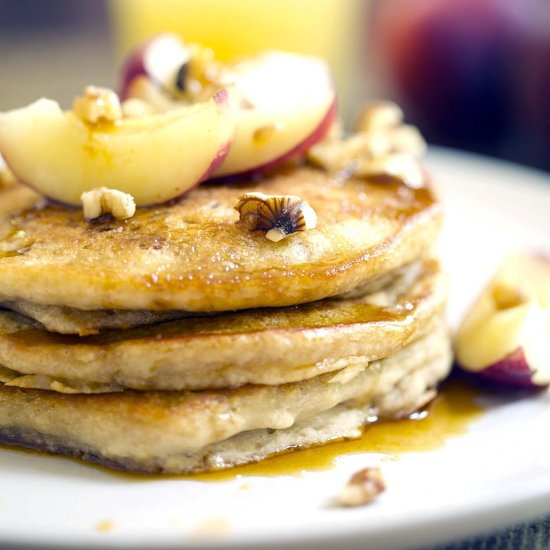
73 85 122 125
307 100 426 183
355 154 425 188
356 100 404 132
235 192 317 242
337 467 386 507
81 187 136 221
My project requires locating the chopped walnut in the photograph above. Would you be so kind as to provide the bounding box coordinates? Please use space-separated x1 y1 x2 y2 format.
307 100 426 182
355 154 425 188
326 117 345 141
356 100 404 132
81 187 136 221
391 125 426 158
235 192 317 242
337 467 386 507
73 85 122 125
308 131 391 173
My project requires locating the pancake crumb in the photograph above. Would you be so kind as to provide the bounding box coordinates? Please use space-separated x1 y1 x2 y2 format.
381 454 400 462
336 467 385 507
190 517 230 538
95 520 115 533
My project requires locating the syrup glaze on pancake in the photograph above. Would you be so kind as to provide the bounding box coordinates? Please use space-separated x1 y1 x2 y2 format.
0 167 441 311
0 255 418 336
0 259 447 390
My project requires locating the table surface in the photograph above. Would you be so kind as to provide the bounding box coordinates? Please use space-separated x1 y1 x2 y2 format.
438 515 550 550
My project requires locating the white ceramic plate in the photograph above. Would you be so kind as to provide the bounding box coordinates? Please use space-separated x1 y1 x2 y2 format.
1 148 550 550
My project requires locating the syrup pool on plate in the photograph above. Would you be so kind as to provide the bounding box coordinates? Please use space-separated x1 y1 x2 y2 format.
0 378 484 481
190 378 484 481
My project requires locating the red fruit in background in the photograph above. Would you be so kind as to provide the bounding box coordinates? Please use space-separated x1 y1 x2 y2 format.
515 3 550 162
476 349 538 389
373 0 523 150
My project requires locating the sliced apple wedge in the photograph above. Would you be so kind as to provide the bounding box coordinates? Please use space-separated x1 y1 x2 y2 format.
121 35 337 177
120 33 191 101
455 253 550 388
0 91 232 206
212 51 336 177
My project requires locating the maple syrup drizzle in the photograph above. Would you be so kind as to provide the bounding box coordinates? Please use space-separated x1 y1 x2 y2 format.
0 378 483 481
189 378 483 482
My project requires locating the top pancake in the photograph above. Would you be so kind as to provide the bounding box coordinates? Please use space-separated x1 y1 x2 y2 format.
0 166 441 312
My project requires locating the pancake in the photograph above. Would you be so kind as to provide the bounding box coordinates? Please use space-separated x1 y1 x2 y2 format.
0 258 447 390
0 166 441 312
0 255 421 335
0 300 196 336
0 324 451 474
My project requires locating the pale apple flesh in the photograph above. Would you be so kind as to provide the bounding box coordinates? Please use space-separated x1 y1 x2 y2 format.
0 90 233 207
455 253 550 388
124 76 181 113
212 51 336 177
215 97 337 181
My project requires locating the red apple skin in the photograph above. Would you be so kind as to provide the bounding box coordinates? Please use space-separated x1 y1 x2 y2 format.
374 0 522 147
472 348 542 388
210 97 337 183
515 6 550 169
119 38 151 101
191 89 233 186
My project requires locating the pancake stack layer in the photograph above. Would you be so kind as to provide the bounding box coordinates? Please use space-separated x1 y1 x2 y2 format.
0 166 451 473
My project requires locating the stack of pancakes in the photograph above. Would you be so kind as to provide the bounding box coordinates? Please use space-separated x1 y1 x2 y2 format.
0 165 451 474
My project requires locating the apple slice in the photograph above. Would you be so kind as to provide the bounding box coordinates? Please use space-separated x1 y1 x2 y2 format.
120 35 337 177
119 33 191 101
455 253 550 388
211 51 337 177
0 91 232 206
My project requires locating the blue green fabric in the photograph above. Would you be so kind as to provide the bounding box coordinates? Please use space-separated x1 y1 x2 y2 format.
436 516 550 550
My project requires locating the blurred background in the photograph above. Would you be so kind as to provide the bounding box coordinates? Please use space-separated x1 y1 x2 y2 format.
2 0 550 171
